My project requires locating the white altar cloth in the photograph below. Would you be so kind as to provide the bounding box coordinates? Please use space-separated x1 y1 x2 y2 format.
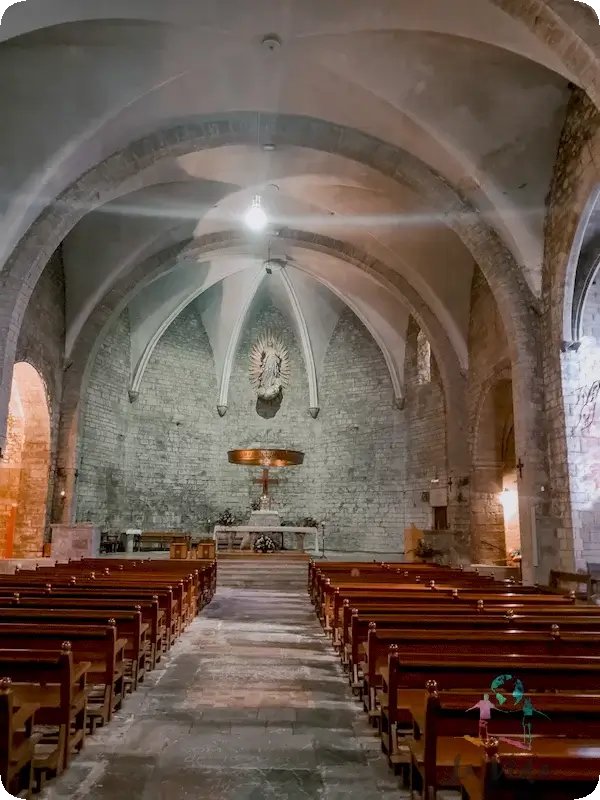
213 525 319 554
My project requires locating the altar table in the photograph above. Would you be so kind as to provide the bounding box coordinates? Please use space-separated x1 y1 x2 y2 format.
213 525 319 554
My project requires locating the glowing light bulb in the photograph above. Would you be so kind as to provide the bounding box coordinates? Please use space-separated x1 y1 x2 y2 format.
244 195 268 231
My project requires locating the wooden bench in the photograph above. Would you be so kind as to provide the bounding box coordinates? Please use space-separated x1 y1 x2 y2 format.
0 584 178 653
6 572 189 637
383 653 600 779
0 608 148 692
308 562 600 796
464 735 600 799
0 622 124 731
363 628 600 715
4 595 164 671
549 569 594 600
415 684 600 798
0 677 39 798
138 531 189 551
0 646 88 787
346 611 600 687
326 589 576 637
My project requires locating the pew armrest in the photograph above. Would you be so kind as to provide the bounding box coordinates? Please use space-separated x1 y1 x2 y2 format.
73 661 91 682
12 702 39 731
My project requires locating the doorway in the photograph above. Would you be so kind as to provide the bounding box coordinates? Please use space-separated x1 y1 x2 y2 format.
0 363 51 557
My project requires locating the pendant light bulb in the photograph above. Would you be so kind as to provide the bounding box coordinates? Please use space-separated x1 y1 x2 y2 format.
244 195 268 231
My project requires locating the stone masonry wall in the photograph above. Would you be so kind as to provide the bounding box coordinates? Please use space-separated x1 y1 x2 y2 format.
467 266 512 563
76 311 130 527
403 318 449 531
12 248 65 542
76 303 407 552
544 87 600 570
316 309 406 553
570 279 600 564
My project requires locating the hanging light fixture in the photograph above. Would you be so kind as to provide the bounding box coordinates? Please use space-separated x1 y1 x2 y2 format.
244 194 268 231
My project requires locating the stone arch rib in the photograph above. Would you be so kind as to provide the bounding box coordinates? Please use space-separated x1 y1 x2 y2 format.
278 268 319 413
217 268 266 414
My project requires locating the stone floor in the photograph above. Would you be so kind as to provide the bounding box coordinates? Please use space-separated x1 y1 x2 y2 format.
40 577 427 799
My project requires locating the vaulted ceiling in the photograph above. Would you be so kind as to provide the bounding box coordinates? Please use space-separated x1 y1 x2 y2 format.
0 0 583 406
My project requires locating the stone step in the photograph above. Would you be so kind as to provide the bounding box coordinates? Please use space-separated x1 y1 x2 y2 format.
216 555 308 589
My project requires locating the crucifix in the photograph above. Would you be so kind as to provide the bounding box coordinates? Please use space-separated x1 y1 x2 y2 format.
516 458 524 479
253 468 279 510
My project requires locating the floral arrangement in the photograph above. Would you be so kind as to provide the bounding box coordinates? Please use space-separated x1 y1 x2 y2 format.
217 509 237 527
410 539 442 561
254 535 276 553
302 516 319 529
251 498 261 512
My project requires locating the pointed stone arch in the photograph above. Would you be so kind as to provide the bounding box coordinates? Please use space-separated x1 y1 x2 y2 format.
1 362 50 557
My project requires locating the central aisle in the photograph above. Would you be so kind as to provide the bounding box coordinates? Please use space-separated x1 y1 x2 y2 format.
42 569 409 800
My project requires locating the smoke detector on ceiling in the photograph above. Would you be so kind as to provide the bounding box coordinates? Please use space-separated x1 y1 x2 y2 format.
262 34 282 52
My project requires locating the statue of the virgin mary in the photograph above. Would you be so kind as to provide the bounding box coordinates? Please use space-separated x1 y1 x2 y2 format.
250 330 290 401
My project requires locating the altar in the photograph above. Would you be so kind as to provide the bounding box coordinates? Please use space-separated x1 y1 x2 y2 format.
213 525 319 554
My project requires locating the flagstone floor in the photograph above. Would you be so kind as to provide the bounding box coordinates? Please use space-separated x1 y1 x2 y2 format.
40 580 452 800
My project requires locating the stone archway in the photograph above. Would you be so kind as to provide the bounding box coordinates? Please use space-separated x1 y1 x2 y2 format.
471 369 518 565
0 363 50 557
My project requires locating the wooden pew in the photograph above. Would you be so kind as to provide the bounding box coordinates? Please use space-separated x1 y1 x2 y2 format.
363 628 600 714
38 558 217 610
0 677 39 798
0 646 88 785
4 573 188 638
3 595 164 670
337 599 597 655
0 585 177 653
326 589 575 637
309 562 460 603
383 653 600 777
345 610 600 683
465 736 600 799
0 608 148 692
316 576 520 618
549 569 594 600
415 684 600 798
0 622 124 730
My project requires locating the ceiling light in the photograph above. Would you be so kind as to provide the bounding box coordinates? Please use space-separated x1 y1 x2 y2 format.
244 195 268 231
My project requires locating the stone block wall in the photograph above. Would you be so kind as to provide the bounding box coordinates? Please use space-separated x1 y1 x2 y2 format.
76 303 409 553
316 309 406 552
403 318 449 533
467 266 513 563
76 311 130 528
544 87 600 570
8 248 65 547
568 279 600 564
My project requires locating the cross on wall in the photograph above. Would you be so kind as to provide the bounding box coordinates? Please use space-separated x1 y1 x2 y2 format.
253 468 279 496
516 459 524 479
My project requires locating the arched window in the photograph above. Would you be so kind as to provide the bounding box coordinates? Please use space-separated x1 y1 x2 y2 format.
416 330 431 385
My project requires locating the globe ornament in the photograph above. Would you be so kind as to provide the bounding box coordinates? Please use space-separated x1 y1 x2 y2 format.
490 674 525 707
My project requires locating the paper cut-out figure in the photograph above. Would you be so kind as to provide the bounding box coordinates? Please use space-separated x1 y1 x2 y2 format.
521 697 549 748
467 693 504 740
